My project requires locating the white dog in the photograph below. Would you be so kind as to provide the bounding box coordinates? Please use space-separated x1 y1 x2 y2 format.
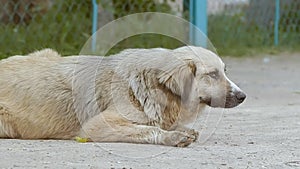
0 46 245 147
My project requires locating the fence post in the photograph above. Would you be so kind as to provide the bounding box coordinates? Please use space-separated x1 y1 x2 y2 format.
189 0 207 48
92 0 98 52
274 0 280 46
189 0 194 45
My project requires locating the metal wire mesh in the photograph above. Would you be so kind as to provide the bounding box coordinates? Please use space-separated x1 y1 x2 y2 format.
0 0 299 58
97 0 185 55
0 0 92 57
207 0 300 55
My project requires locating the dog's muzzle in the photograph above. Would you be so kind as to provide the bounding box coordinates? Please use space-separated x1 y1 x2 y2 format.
224 78 246 108
200 86 246 108
235 91 246 104
224 90 246 108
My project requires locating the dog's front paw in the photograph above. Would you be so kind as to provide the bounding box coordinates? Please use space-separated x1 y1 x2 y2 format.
162 131 195 147
184 129 199 142
175 126 199 142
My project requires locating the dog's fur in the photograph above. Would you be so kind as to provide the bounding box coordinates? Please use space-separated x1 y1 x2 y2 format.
0 46 245 147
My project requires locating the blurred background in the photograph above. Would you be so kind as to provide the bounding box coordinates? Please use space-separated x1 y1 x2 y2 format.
0 0 299 58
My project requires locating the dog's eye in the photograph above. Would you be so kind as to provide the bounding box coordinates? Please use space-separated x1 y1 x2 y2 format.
208 71 219 79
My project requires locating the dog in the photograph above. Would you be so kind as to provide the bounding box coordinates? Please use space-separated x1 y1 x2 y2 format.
0 46 246 147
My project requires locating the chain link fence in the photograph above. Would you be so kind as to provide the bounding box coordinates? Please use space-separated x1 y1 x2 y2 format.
207 0 300 55
0 0 299 58
0 0 92 58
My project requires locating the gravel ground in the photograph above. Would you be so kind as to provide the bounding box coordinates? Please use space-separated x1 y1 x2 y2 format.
0 53 299 169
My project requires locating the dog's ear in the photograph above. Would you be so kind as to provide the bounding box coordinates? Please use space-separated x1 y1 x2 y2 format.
128 69 164 122
127 60 196 121
158 60 196 98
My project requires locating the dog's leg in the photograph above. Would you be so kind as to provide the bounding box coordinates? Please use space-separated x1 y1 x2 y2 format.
79 111 196 147
0 120 6 138
0 105 20 138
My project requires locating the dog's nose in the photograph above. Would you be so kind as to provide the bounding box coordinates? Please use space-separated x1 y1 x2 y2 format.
236 91 246 103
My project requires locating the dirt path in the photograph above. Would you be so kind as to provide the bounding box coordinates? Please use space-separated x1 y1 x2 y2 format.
1 53 300 169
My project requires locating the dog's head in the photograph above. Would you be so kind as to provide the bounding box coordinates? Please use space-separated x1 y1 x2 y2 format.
157 46 246 108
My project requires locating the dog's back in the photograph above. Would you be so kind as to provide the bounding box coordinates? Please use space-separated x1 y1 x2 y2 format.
0 49 78 138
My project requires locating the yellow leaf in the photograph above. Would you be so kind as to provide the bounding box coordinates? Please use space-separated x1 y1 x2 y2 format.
75 136 88 143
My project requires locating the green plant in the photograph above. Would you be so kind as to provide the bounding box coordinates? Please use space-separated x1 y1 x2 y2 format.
208 12 300 56
107 33 184 56
0 0 92 59
111 0 173 18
